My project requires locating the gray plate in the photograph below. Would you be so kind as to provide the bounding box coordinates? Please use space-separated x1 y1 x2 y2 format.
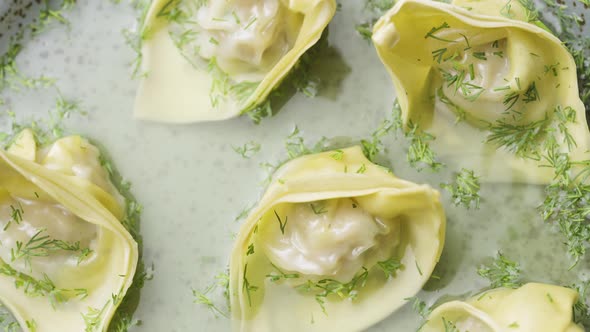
0 0 588 331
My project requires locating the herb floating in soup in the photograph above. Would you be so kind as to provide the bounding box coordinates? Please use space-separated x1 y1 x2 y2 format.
0 129 139 332
134 0 337 123
229 146 445 331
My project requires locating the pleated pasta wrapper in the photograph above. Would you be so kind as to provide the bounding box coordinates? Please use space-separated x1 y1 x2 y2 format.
422 283 583 332
230 146 446 332
135 0 337 123
0 129 138 331
372 0 590 184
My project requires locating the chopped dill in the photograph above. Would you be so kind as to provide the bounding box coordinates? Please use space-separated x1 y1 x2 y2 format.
233 141 261 159
242 264 259 307
284 126 328 160
10 228 92 270
439 68 485 101
0 258 87 308
424 22 454 42
361 110 397 163
477 252 522 289
266 263 301 283
273 210 288 235
440 168 481 209
405 296 431 318
522 82 540 103
295 267 369 314
356 163 367 174
310 202 328 215
4 202 24 231
486 115 549 158
432 48 448 64
193 275 230 318
405 121 444 171
330 150 344 160
376 257 404 278
472 51 487 60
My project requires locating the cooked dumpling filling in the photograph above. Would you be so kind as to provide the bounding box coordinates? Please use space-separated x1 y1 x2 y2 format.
175 0 301 80
261 198 400 283
0 197 97 274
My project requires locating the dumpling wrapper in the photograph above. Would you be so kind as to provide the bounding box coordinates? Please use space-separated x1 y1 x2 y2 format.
135 0 337 123
372 0 590 184
0 130 138 332
230 146 445 332
422 283 582 332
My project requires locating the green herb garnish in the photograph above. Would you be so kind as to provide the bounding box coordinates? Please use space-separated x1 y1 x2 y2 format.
233 141 261 159
441 168 481 209
477 252 522 289
296 267 369 314
377 257 404 278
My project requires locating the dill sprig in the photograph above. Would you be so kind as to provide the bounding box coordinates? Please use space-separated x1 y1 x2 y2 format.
477 252 522 289
82 301 109 332
440 168 481 209
156 0 188 23
193 272 230 318
439 68 484 102
376 257 404 278
245 100 272 124
405 121 444 171
234 204 255 222
266 263 301 283
284 126 328 160
295 267 369 314
310 202 328 215
233 141 261 159
242 264 259 307
360 107 398 162
405 296 431 318
0 258 87 308
4 202 24 231
10 228 92 269
486 115 549 159
381 100 442 171
424 22 454 43
273 210 288 235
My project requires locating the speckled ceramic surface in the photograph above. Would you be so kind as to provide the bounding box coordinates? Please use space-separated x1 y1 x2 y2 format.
0 1 589 331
